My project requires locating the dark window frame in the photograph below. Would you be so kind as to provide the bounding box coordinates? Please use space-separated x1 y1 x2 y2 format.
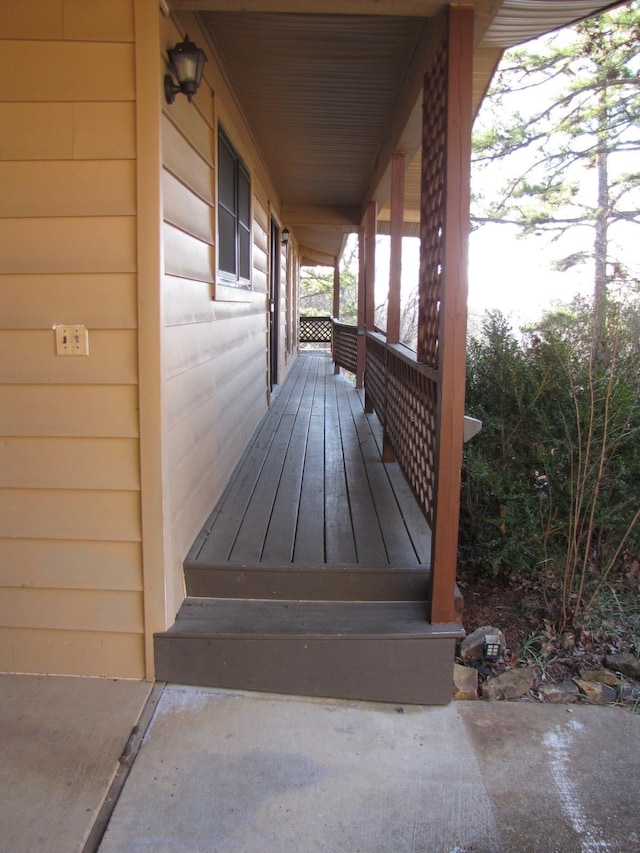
217 125 251 289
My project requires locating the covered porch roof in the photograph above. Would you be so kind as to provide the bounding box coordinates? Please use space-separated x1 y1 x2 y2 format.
172 0 622 264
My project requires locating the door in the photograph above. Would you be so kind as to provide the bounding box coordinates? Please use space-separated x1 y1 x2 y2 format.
269 218 280 391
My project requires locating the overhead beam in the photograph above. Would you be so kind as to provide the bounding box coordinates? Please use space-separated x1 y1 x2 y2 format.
282 204 361 228
170 1 444 15
299 246 336 267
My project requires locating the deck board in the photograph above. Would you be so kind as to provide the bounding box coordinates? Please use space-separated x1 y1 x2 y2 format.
188 352 431 571
292 364 326 564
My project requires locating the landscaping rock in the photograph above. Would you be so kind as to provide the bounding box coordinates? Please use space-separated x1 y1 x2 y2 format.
480 667 536 701
621 682 640 702
574 679 618 704
604 653 640 681
452 663 478 700
581 669 620 688
459 626 506 663
538 681 580 703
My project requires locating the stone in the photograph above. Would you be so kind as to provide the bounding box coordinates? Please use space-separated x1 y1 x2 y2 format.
581 669 621 688
538 681 580 703
459 626 506 663
621 682 640 702
604 653 640 681
453 663 478 700
480 667 536 701
574 679 618 704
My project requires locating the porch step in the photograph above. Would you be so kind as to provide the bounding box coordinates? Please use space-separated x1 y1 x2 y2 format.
183 561 430 601
154 597 461 705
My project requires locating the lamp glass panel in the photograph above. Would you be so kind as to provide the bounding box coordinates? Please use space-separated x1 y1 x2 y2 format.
173 52 198 84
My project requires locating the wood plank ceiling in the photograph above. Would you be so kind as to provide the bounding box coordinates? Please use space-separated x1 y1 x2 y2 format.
187 0 624 264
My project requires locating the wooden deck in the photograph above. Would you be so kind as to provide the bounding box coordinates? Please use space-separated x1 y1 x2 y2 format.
187 350 431 579
155 352 461 705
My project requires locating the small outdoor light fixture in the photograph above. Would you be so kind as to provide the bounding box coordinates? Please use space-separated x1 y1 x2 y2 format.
164 34 207 104
483 634 501 661
281 227 290 246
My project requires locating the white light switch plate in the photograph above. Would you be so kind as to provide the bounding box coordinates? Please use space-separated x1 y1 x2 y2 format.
55 325 89 356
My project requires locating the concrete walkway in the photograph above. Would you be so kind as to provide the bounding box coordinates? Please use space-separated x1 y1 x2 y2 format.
2 676 639 853
0 674 151 853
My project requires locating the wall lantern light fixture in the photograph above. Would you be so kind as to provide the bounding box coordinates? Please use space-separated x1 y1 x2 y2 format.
281 227 290 246
164 34 207 104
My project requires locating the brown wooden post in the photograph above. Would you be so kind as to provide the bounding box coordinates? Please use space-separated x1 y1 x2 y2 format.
363 201 377 407
427 6 474 625
356 226 366 390
364 201 377 333
333 259 341 373
387 152 404 345
333 260 340 320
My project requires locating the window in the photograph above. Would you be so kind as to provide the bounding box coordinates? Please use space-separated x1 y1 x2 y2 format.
218 126 251 287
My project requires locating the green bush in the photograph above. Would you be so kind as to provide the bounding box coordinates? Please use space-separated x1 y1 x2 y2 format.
461 311 547 577
460 300 640 628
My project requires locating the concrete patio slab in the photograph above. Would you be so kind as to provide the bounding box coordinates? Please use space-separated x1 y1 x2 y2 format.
0 674 151 853
98 685 640 853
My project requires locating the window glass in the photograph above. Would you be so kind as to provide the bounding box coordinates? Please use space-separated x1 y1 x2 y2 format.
218 126 251 287
219 208 236 276
218 137 236 213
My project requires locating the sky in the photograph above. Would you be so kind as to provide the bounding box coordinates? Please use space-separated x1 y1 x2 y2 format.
372 228 591 333
467 227 591 327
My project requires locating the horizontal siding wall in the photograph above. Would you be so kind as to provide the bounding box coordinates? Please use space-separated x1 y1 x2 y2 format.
0 0 144 678
161 13 273 618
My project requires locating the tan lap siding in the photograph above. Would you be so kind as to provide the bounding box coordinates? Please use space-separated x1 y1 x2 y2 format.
0 0 144 677
161 14 273 615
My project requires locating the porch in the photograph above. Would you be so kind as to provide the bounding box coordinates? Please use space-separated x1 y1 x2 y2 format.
155 351 463 705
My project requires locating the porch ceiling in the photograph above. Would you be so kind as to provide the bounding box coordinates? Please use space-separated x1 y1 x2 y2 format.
175 0 624 265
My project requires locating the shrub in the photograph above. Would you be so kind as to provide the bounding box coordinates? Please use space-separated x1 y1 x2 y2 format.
460 300 640 630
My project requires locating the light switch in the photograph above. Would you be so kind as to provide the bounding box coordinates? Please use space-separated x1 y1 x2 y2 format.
55 325 89 356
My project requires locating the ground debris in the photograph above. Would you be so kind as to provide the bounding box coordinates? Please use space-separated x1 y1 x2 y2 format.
457 570 640 706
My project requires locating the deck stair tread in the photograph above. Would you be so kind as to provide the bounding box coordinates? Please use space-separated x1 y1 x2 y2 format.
161 597 463 638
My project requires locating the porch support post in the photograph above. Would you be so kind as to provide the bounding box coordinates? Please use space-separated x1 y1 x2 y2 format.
363 201 377 407
356 226 366 390
333 259 341 373
427 6 473 625
386 152 405 345
364 201 377 333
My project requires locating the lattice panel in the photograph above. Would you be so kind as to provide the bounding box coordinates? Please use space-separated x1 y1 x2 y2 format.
332 321 359 374
417 40 447 370
299 316 332 344
384 350 437 527
364 334 387 424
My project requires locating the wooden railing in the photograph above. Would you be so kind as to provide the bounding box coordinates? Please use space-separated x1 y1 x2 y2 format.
299 315 332 345
331 319 360 374
365 332 438 528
